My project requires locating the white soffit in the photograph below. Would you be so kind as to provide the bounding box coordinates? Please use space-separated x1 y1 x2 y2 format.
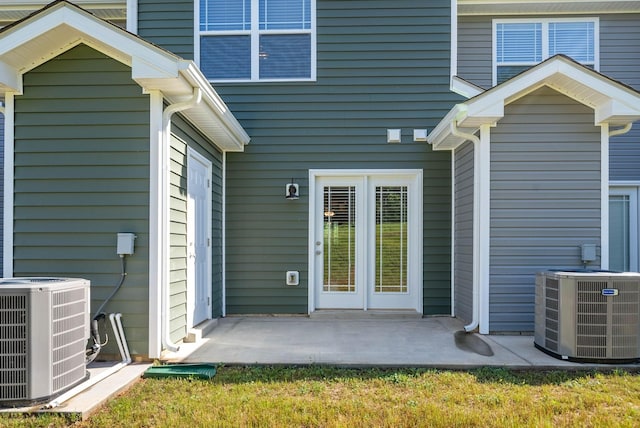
0 1 249 151
458 0 640 15
0 0 126 24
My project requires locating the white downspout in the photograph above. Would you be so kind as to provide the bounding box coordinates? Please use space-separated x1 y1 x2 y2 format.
161 88 203 352
450 121 481 333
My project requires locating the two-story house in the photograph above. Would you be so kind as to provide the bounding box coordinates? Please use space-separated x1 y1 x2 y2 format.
0 0 637 359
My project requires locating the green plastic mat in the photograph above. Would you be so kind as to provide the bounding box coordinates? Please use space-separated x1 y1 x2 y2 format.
143 363 217 380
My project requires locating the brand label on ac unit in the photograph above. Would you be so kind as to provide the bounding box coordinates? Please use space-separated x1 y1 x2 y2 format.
601 288 619 296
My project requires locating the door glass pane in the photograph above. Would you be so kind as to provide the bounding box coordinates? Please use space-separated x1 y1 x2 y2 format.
610 195 630 271
375 186 408 293
324 186 356 292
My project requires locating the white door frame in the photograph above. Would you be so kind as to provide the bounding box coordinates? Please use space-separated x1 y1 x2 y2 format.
187 147 213 327
609 184 640 272
308 169 423 313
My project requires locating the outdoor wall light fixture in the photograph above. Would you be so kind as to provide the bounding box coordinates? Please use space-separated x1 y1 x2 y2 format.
286 180 299 200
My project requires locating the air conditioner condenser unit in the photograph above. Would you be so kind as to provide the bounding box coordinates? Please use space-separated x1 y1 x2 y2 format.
0 278 90 406
535 270 640 363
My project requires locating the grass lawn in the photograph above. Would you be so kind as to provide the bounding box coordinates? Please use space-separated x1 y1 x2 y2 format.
2 366 639 427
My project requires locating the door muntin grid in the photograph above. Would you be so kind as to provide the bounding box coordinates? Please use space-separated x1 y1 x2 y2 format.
323 185 356 293
374 186 408 294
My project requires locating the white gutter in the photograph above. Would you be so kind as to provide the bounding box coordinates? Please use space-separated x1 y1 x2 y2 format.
161 88 203 352
450 121 481 333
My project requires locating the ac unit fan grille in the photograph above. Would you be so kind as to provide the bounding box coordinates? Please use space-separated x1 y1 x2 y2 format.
576 280 640 359
51 288 88 394
544 278 559 352
0 295 28 401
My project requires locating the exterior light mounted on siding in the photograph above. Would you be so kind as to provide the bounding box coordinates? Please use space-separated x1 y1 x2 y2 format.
286 180 299 200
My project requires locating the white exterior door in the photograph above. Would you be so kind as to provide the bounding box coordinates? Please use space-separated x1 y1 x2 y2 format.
187 148 212 327
312 171 423 312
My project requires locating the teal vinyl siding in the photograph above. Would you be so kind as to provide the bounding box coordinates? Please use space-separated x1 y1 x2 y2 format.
601 14 640 181
12 44 151 355
171 114 224 320
169 134 188 342
489 87 601 332
220 0 460 314
137 0 195 60
454 141 474 324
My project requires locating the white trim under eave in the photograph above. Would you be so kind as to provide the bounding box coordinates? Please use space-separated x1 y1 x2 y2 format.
126 0 137 34
147 90 163 359
601 124 610 270
2 94 14 277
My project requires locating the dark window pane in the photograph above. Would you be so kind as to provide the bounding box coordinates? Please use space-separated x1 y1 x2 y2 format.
259 34 311 79
200 35 251 80
496 65 532 84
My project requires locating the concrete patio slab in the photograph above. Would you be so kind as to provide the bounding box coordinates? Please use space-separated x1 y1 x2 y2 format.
164 315 640 370
3 314 638 421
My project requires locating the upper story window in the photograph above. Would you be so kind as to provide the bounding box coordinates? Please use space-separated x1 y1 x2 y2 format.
493 18 598 85
198 0 315 82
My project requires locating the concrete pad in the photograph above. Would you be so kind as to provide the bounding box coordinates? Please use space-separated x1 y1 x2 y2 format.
167 316 640 370
0 362 150 420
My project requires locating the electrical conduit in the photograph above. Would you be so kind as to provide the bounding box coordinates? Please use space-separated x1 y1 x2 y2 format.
161 88 203 352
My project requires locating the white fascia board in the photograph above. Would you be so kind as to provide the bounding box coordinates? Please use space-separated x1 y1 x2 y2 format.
451 75 484 99
0 60 21 93
427 104 470 150
0 2 180 77
595 99 640 126
177 62 250 151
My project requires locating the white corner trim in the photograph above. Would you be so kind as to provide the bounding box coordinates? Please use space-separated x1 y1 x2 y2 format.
477 124 491 335
600 124 610 270
307 169 315 314
222 151 227 317
450 0 458 80
2 94 14 277
126 0 137 34
450 150 456 317
147 90 163 359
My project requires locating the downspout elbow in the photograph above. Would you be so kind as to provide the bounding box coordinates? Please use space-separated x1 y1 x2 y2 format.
450 121 480 333
161 88 203 353
609 123 632 137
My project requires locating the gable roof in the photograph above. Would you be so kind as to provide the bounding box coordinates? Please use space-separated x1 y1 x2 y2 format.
428 55 640 150
0 0 249 151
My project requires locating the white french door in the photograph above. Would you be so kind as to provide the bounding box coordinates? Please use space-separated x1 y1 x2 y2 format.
311 171 422 312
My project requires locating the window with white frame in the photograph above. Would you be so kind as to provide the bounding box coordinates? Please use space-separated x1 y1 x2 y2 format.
493 18 598 85
199 0 315 82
